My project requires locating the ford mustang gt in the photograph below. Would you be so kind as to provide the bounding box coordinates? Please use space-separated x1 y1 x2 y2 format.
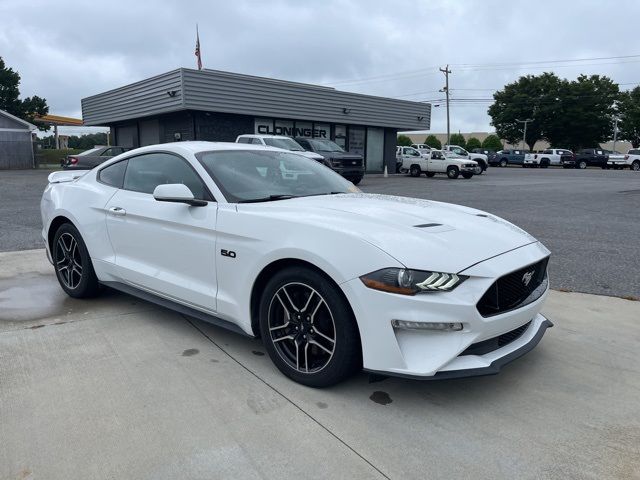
41 142 552 387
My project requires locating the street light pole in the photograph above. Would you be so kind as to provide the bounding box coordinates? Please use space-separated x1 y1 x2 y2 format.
612 117 619 152
439 65 451 146
515 118 533 150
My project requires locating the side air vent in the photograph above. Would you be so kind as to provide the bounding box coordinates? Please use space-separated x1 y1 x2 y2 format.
414 223 443 228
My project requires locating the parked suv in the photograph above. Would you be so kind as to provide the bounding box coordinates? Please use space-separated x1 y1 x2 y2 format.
491 149 529 167
294 137 365 184
564 148 608 169
236 134 325 162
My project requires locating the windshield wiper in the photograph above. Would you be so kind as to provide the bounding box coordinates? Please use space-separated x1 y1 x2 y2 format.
237 194 298 203
304 191 345 197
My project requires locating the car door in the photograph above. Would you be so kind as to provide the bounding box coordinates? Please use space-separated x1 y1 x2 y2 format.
105 151 218 312
428 151 446 172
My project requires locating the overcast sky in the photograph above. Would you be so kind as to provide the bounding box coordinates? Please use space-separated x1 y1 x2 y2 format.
2 0 639 137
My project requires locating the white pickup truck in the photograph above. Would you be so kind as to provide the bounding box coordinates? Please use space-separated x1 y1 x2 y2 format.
442 145 488 173
606 150 640 170
523 148 573 168
397 148 478 179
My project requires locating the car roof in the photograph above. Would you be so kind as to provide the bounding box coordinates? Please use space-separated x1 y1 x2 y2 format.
120 141 285 156
236 134 295 139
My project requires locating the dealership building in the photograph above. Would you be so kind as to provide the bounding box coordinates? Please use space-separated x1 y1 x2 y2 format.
81 68 430 173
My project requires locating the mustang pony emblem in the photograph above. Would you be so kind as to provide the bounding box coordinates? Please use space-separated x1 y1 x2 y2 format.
522 270 535 287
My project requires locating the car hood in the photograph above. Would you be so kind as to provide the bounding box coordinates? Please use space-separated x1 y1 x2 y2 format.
295 151 324 161
250 193 538 273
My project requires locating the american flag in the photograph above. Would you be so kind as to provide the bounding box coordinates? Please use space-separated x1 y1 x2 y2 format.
195 25 202 70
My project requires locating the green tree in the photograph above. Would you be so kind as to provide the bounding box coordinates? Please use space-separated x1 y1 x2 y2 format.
0 56 49 129
616 86 640 148
423 134 441 149
448 133 466 148
488 72 563 151
465 137 482 151
397 134 413 146
481 134 503 151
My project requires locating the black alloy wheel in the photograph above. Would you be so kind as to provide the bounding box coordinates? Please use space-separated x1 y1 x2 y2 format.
52 223 100 298
259 267 361 387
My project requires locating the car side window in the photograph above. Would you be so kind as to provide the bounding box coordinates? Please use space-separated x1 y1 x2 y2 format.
102 148 115 157
251 138 264 145
123 153 211 200
297 139 310 150
98 160 128 188
237 137 251 144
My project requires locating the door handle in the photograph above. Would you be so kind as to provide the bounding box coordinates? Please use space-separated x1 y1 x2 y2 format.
109 207 126 216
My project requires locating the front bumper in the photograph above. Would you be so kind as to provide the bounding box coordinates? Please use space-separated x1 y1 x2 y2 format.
341 241 552 379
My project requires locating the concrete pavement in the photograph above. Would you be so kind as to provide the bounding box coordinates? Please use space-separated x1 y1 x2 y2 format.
1 250 639 479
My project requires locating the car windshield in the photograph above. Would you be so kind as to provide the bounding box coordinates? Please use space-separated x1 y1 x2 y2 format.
307 139 344 152
77 147 103 156
197 149 358 203
263 137 305 151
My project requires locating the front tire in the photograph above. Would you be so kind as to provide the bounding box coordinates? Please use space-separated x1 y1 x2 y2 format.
462 172 473 179
259 267 361 387
632 160 640 171
52 223 100 298
425 172 436 178
350 175 362 186
409 165 421 177
447 166 460 179
499 159 508 167
578 160 587 169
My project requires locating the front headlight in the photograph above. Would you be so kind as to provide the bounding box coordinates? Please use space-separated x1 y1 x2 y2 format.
359 268 468 295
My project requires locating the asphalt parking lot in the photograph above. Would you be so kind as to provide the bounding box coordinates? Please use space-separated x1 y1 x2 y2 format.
1 167 638 298
1 167 640 479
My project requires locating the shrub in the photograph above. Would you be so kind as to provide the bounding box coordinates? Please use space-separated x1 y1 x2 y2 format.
423 135 442 149
448 133 466 149
397 134 413 146
481 134 504 151
465 137 482 151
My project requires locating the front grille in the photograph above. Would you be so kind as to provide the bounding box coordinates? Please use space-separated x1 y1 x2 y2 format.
477 257 549 317
460 321 531 356
339 157 363 167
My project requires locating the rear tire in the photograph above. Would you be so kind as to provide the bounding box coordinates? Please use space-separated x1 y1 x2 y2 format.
409 165 421 177
52 223 100 298
578 160 587 169
259 266 361 387
632 160 640 171
447 166 459 179
350 176 362 186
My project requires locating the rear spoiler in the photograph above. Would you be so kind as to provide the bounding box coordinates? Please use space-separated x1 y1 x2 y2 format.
47 170 90 184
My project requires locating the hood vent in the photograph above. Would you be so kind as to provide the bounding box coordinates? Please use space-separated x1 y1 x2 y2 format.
414 223 443 228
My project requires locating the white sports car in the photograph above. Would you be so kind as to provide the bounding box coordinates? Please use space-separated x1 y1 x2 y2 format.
41 142 552 387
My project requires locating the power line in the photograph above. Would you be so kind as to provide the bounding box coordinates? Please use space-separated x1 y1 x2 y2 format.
319 54 640 88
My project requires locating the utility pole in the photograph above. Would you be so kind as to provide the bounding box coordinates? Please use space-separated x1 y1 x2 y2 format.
515 118 533 150
439 65 451 146
612 117 619 152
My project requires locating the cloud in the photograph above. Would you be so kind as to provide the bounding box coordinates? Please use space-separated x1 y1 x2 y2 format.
2 0 639 137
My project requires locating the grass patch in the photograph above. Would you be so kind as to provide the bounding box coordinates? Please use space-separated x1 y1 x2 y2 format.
34 149 83 166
